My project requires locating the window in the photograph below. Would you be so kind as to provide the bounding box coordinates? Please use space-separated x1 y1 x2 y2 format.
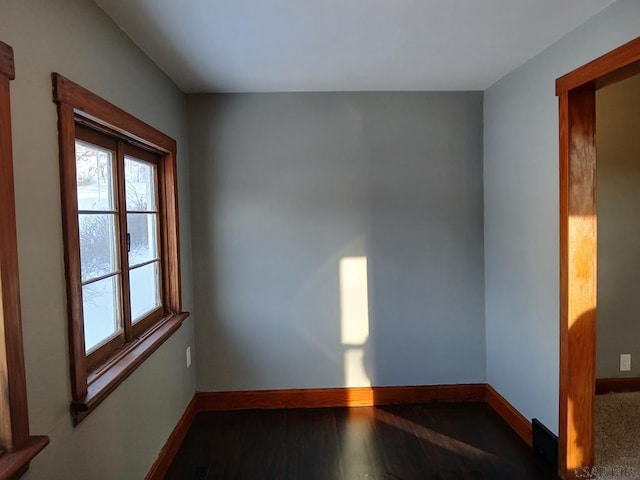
76 126 168 369
53 73 189 424
0 40 48 478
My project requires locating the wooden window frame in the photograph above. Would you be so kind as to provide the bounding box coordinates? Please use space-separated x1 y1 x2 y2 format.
75 126 167 373
557 37 640 479
53 73 189 425
0 40 49 479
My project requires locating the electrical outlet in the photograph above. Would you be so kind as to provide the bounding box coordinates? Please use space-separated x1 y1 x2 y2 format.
186 346 192 368
620 354 631 372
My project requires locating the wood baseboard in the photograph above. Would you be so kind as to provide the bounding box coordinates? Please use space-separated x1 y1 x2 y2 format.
195 384 487 411
486 384 532 447
596 377 640 394
145 395 197 480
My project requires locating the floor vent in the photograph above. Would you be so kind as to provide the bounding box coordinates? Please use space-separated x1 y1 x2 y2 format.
532 418 558 471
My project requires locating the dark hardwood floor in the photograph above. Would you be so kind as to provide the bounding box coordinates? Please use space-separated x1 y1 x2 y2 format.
165 402 559 480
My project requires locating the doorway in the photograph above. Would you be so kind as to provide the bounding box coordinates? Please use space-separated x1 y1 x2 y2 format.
557 36 640 480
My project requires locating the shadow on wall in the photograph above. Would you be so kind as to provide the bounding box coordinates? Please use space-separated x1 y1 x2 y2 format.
188 92 486 392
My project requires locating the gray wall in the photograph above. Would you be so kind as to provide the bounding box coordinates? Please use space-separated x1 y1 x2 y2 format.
484 0 640 434
0 0 196 478
597 74 640 378
188 92 486 391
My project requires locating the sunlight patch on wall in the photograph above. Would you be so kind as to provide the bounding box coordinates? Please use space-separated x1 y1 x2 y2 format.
344 348 369 387
340 256 370 387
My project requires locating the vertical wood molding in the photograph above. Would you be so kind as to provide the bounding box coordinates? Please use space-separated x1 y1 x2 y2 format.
163 151 182 313
556 39 640 480
558 90 570 480
0 40 29 452
560 86 597 478
145 396 197 480
55 101 88 402
0 39 49 477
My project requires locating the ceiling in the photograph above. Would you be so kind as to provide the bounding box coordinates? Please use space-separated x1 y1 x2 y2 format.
94 0 615 93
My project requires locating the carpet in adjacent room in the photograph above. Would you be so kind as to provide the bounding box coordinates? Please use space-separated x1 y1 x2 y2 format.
595 392 640 479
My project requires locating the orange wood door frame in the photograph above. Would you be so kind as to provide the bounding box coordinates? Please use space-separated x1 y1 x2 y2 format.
557 36 640 480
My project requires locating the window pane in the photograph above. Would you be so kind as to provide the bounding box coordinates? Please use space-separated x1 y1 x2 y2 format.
127 213 158 267
130 262 161 323
82 275 121 352
76 141 116 211
125 157 156 211
79 214 119 282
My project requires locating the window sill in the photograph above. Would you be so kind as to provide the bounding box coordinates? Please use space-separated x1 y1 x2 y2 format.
71 312 190 425
0 436 49 480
